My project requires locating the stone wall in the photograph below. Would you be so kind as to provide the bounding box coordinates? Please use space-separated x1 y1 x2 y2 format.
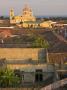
0 48 45 61
7 64 54 71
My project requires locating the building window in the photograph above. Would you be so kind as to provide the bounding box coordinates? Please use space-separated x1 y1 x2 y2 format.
22 75 24 80
35 69 43 82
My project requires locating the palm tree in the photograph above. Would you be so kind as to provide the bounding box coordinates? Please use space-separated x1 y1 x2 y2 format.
0 69 21 87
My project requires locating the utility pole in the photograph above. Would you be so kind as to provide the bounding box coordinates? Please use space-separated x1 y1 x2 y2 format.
46 48 49 63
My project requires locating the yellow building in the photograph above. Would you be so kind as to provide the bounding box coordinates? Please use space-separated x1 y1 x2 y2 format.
10 4 53 28
10 4 36 24
40 21 53 28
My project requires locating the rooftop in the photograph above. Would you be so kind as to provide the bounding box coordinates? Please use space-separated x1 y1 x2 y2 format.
0 28 67 53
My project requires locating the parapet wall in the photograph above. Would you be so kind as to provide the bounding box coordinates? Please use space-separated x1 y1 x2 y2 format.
0 48 45 61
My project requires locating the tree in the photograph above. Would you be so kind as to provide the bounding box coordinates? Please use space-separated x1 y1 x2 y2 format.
32 36 49 48
0 69 21 87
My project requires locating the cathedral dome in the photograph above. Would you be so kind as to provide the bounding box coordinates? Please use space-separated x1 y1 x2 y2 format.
23 4 32 12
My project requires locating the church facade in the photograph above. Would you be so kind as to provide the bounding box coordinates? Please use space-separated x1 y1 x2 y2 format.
10 4 36 24
10 4 53 28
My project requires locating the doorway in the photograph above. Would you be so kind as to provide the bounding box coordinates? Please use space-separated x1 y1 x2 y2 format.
35 69 43 82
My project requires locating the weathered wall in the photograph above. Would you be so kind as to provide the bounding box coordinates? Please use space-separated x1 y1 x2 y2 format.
48 53 67 64
0 48 44 61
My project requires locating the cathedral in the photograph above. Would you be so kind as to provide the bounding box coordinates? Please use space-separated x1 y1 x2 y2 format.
10 4 53 28
10 4 36 24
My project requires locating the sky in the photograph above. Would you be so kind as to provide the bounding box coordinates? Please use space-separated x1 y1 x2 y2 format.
0 0 67 16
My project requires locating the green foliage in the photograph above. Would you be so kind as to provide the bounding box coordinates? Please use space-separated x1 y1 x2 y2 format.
32 36 49 48
0 69 21 87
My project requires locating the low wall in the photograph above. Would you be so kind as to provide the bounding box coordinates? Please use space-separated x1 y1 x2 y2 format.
41 78 67 90
0 88 37 90
0 48 45 61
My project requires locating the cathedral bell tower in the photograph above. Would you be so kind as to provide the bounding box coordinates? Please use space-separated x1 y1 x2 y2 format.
10 8 14 20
